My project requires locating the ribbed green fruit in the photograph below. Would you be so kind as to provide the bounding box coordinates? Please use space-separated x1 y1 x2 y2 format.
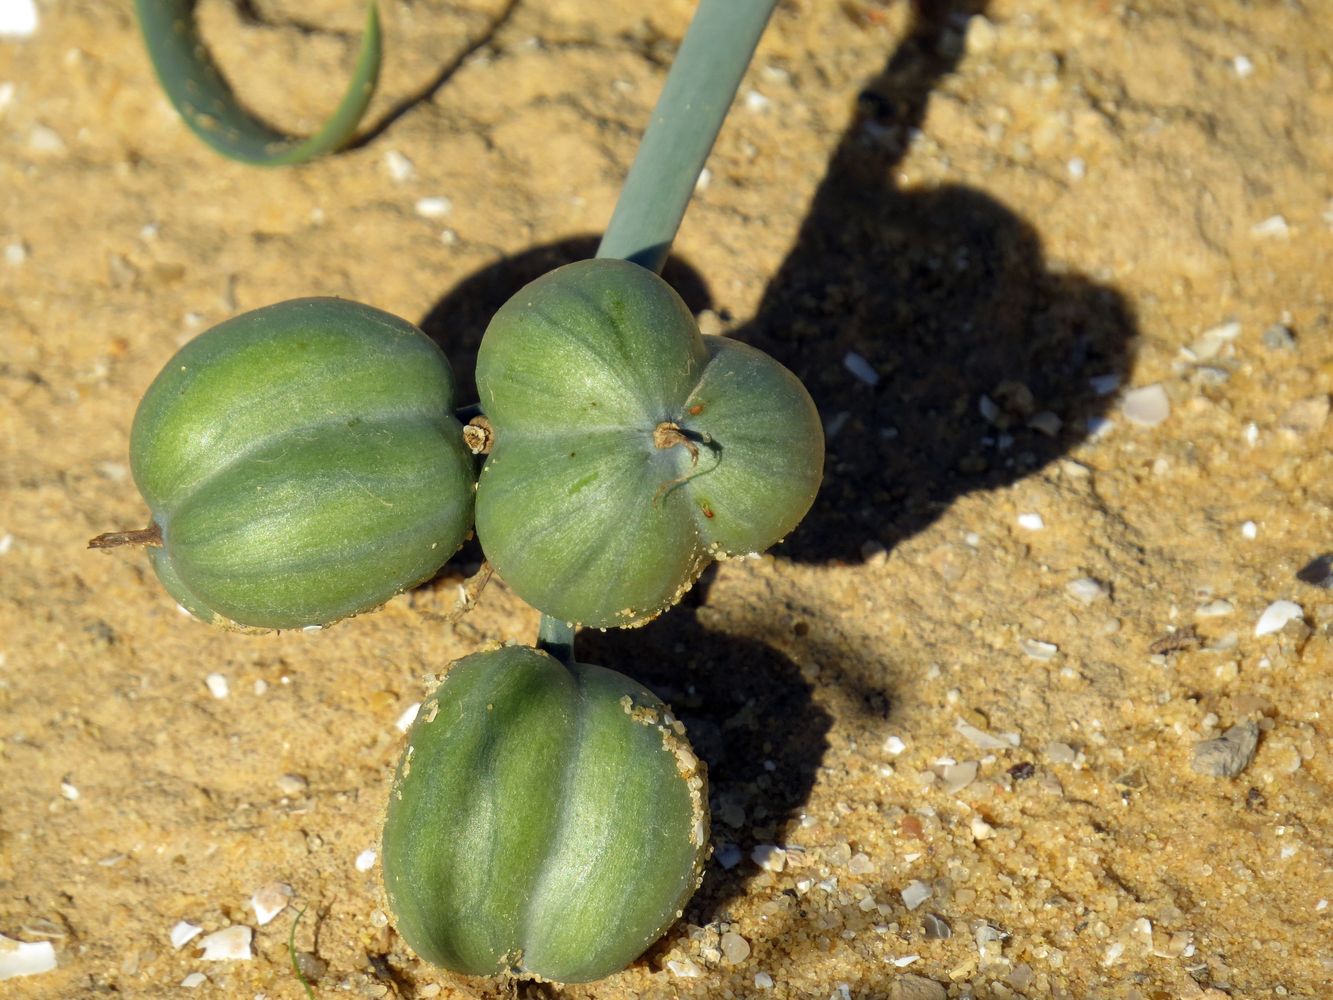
383 645 709 983
126 298 475 629
474 259 823 628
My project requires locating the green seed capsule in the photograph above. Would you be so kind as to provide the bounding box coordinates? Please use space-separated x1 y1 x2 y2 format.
474 259 824 628
383 645 709 983
122 297 475 630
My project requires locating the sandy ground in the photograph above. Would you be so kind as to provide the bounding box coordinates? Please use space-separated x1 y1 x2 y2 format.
2 0 1331 997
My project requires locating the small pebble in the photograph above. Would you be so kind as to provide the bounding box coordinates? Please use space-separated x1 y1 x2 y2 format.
276 774 309 796
59 778 78 801
922 913 952 939
4 241 26 265
715 843 742 869
1231 54 1254 77
848 852 875 874
843 352 879 386
1196 599 1234 617
197 926 252 961
355 849 377 872
1281 395 1329 434
1296 555 1333 589
1262 323 1296 350
1191 721 1260 778
755 971 775 988
901 880 933 910
1016 512 1045 531
1241 520 1258 539
694 166 712 192
1027 410 1062 436
883 735 907 756
970 815 995 840
1066 157 1085 180
667 958 703 978
414 196 452 219
170 921 202 950
181 972 207 988
205 673 228 699
1255 600 1303 637
1045 742 1078 765
942 760 978 794
1121 384 1171 427
889 974 947 1000
751 844 786 872
720 931 750 964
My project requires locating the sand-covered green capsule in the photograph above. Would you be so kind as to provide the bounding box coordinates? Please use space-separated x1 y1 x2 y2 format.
474 258 823 628
107 298 475 630
382 645 709 983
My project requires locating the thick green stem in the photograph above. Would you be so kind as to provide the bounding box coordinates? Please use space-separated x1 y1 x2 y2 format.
537 0 775 659
537 615 575 666
596 0 778 273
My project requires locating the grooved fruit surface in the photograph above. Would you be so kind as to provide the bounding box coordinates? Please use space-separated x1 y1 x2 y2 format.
475 259 823 628
382 646 709 984
129 297 475 629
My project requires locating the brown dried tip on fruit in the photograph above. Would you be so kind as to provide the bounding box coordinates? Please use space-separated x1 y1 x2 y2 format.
88 524 163 549
464 416 494 455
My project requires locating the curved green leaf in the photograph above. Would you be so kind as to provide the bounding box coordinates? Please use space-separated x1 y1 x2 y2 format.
134 0 381 165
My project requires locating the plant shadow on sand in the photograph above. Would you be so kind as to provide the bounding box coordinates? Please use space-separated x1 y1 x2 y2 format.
421 0 1137 568
414 0 1138 977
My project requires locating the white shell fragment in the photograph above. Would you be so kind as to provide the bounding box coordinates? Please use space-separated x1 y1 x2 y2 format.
1121 384 1171 427
941 760 979 795
1255 600 1303 637
250 882 293 926
170 921 203 950
1020 638 1058 661
955 718 1019 751
415 196 453 219
843 352 880 386
667 958 704 977
197 926 252 961
883 735 907 756
205 673 228 699
1196 599 1235 618
355 849 377 872
0 0 38 37
1088 373 1121 395
181 972 207 988
900 880 933 910
1185 320 1241 361
1066 577 1107 605
0 935 56 980
751 844 787 872
383 150 414 182
1250 214 1289 238
1016 512 1045 531
395 702 421 733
